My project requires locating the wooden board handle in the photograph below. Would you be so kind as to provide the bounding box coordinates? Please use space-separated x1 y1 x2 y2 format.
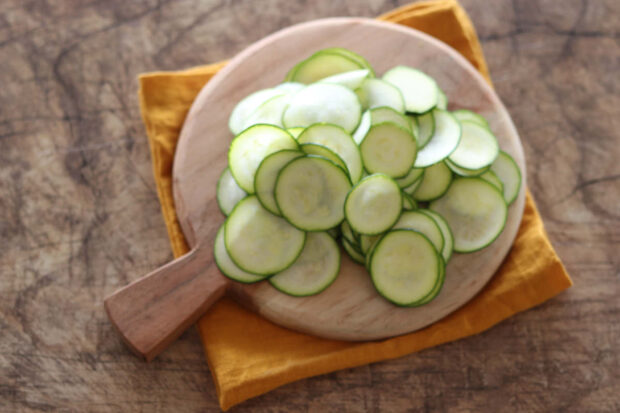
104 248 227 361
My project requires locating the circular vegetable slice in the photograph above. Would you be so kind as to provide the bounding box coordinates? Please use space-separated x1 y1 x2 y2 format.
420 209 454 263
269 232 341 296
382 66 439 114
412 161 453 201
217 167 247 216
214 224 265 283
319 47 376 76
355 78 405 113
319 69 371 89
228 124 298 193
445 158 490 176
275 156 352 231
228 88 284 135
395 167 424 188
360 122 417 178
452 109 489 129
369 229 441 306
490 150 522 205
414 109 461 168
353 110 371 144
480 170 504 193
448 121 499 170
282 83 362 133
297 123 363 184
345 174 402 235
413 110 435 147
225 196 306 275
300 143 349 175
370 106 412 131
430 178 507 253
287 52 363 84
254 149 305 215
393 210 444 253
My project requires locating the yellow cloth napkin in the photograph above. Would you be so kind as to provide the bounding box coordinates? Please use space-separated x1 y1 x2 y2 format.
138 0 572 409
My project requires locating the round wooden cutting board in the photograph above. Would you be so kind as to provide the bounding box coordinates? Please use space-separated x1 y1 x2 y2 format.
173 18 526 341
105 17 526 361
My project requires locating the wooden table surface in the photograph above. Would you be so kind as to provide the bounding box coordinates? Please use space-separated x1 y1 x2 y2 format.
1 0 618 411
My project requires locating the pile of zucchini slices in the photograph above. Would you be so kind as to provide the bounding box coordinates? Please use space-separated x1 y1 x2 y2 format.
215 48 521 306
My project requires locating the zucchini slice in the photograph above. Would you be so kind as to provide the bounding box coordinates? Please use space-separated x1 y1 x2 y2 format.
353 110 371 144
240 93 290 131
490 151 522 205
228 88 284 135
217 167 247 216
414 110 435 147
382 66 439 114
275 156 352 231
355 78 406 113
395 167 424 188
282 83 362 133
452 109 489 129
393 210 445 254
214 224 265 283
286 127 305 138
320 47 376 76
254 149 305 215
480 170 504 193
269 232 340 296
228 124 299 193
369 106 413 132
345 174 402 235
412 161 453 202
369 229 441 306
360 122 417 178
300 143 349 175
319 69 371 89
412 255 446 306
297 123 363 184
414 109 461 168
420 209 454 263
225 196 306 275
430 178 507 253
445 158 490 177
343 236 366 265
287 51 363 84
448 121 499 170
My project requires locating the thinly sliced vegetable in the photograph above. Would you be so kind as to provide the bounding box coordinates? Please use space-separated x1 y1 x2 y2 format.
287 51 363 83
360 122 417 178
320 47 376 76
490 151 522 205
228 124 299 193
395 167 424 188
370 106 412 131
369 229 441 306
452 109 489 129
480 170 504 193
448 121 499 170
445 158 490 176
383 66 439 114
430 178 507 253
282 83 362 133
402 174 424 195
402 191 417 210
355 78 405 113
275 156 352 231
225 196 306 275
269 232 340 296
297 123 363 184
287 127 305 138
414 110 435 147
300 143 349 174
214 224 265 283
319 69 370 89
420 209 454 262
353 110 371 144
217 167 247 216
254 149 304 215
241 93 290 130
229 88 284 135
412 161 453 201
343 237 366 264
412 255 445 305
414 110 461 168
393 210 444 253
345 174 402 235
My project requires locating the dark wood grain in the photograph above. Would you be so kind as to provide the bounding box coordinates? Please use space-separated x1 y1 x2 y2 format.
0 0 618 412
